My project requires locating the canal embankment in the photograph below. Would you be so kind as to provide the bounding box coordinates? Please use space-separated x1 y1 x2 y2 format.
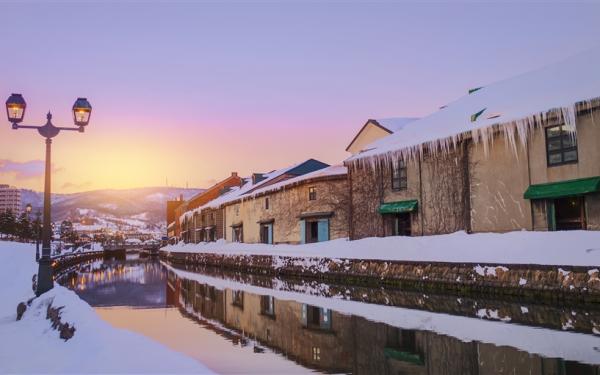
160 230 600 302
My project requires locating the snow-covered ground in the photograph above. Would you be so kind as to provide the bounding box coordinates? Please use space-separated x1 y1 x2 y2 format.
165 264 600 366
0 241 214 374
162 230 600 267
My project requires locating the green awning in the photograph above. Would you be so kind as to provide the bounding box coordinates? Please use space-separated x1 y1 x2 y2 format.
378 200 418 214
524 176 600 200
383 347 424 366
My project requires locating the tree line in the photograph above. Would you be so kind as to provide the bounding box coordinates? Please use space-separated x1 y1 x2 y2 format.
0 209 42 242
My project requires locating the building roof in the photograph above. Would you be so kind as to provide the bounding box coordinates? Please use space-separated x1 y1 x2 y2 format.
243 164 347 199
180 159 331 221
374 117 419 132
345 117 418 152
347 46 600 164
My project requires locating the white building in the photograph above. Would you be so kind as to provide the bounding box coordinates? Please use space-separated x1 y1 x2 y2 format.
0 184 21 213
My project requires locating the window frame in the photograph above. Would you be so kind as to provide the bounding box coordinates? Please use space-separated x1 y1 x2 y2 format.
391 160 408 191
265 197 269 210
308 187 317 201
545 124 578 167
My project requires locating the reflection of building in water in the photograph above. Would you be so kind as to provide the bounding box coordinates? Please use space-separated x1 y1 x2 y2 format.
169 271 599 374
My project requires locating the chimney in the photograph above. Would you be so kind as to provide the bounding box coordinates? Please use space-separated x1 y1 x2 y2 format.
179 194 183 201
231 172 238 177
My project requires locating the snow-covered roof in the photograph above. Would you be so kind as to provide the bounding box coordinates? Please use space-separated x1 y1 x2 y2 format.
348 46 600 164
179 160 333 222
241 164 347 199
374 117 419 132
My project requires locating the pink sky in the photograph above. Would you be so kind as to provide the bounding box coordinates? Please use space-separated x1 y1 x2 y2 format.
1 2 599 193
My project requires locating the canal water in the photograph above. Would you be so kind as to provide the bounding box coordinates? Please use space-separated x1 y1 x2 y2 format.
60 254 600 374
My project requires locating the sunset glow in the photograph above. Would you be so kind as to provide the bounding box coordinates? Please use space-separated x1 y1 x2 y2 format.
1 2 599 193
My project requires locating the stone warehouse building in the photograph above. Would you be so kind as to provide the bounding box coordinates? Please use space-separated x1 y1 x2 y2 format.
172 172 243 243
178 159 341 244
345 48 600 239
223 165 348 244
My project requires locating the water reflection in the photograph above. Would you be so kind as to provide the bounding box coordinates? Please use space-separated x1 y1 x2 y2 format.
62 257 600 374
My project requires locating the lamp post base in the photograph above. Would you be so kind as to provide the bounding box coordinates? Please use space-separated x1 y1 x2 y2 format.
35 258 54 296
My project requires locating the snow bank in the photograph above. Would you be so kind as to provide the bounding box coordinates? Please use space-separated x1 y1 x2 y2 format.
162 230 600 267
0 241 214 374
164 264 600 366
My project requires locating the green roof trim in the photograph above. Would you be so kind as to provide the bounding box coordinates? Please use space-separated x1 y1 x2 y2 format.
379 200 418 214
524 176 600 200
384 347 425 366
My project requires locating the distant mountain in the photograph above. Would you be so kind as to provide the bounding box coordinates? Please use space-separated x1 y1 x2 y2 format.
20 187 203 227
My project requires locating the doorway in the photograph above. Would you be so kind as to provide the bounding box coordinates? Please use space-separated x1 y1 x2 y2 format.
554 196 585 230
385 213 411 236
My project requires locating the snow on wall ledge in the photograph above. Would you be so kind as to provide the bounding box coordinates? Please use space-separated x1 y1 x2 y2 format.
161 231 600 299
347 46 600 167
162 230 600 266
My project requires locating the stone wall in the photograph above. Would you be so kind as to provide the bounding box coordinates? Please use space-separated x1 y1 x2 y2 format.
224 176 349 244
162 250 600 302
349 146 470 239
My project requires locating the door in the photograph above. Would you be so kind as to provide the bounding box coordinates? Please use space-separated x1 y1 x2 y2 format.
317 219 329 242
554 196 585 230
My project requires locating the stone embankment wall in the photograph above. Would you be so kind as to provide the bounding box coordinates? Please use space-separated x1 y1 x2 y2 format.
161 250 600 303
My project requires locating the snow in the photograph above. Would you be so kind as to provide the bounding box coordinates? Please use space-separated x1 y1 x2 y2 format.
242 164 347 199
163 230 600 267
0 241 214 374
348 46 600 165
474 265 508 276
180 163 345 223
374 117 419 132
164 264 600 366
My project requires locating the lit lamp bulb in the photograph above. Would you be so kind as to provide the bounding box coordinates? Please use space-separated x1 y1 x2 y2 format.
5 93 26 124
72 97 92 127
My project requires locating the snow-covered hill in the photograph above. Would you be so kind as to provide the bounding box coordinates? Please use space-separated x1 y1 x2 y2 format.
20 187 203 232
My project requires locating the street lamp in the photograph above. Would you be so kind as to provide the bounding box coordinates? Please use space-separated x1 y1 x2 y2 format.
6 93 92 296
34 210 42 262
25 204 32 243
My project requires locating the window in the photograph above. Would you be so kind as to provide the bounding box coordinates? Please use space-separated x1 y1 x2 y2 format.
232 290 244 308
312 347 321 361
303 305 332 331
391 160 408 190
308 187 317 201
260 295 275 317
265 197 269 210
545 125 578 166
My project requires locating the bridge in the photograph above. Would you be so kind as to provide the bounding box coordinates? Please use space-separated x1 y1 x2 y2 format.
51 244 162 274
103 244 161 258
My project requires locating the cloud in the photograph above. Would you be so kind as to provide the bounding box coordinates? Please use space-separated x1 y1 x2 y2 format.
0 159 63 180
61 181 92 190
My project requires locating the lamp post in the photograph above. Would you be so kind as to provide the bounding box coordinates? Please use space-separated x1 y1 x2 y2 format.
5 93 92 296
25 203 32 243
35 210 42 262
